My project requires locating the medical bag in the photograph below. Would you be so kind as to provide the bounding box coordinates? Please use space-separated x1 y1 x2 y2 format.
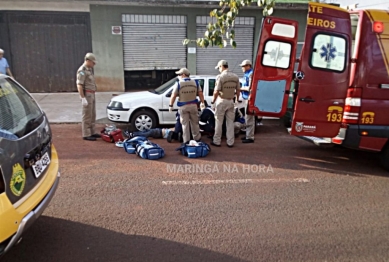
123 136 148 154
101 125 125 143
135 141 165 160
176 141 211 158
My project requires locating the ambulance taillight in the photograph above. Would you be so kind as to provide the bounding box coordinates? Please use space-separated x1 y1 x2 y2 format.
343 88 362 124
373 21 384 34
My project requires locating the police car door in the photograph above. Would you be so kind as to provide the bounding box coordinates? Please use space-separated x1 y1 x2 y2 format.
291 2 351 137
247 17 298 118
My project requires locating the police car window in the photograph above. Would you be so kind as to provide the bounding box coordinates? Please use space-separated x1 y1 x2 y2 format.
310 34 346 72
262 40 292 69
208 79 216 95
0 78 42 140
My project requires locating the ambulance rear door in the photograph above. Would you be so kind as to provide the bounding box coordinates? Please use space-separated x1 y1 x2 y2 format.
247 17 298 118
291 2 352 137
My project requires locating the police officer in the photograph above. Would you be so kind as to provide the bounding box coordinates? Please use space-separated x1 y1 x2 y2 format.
77 53 100 141
169 68 205 144
211 60 240 148
240 59 255 143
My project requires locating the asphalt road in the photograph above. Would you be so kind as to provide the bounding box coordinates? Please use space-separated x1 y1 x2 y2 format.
3 120 389 262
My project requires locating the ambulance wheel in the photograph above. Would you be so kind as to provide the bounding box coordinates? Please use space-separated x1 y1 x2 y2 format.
281 112 292 128
130 109 157 132
379 145 389 171
280 116 291 128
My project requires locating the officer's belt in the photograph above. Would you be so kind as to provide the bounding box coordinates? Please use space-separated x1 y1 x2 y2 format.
218 96 233 100
178 101 197 106
85 90 95 93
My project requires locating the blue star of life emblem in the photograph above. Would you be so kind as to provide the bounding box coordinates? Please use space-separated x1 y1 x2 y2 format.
320 43 337 62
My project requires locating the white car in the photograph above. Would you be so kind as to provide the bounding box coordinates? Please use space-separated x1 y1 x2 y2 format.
107 75 244 131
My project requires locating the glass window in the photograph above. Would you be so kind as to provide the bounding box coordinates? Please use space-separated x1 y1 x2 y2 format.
208 79 216 95
310 34 346 72
271 23 296 38
0 78 43 139
262 40 292 69
154 77 178 94
195 79 205 91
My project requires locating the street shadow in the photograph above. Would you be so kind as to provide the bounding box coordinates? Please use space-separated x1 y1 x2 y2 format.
2 216 247 262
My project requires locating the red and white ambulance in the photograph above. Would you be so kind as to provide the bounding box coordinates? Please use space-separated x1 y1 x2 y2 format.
248 2 389 171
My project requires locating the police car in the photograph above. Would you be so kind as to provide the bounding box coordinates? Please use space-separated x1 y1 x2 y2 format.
107 75 244 131
0 74 60 257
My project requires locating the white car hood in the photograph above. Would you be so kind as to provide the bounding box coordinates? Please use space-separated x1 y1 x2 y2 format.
110 91 161 108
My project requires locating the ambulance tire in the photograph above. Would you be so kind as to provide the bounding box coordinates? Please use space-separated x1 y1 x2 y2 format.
379 145 389 171
281 111 292 128
281 115 292 128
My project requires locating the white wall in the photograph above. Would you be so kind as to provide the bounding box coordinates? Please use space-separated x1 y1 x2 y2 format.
333 0 389 10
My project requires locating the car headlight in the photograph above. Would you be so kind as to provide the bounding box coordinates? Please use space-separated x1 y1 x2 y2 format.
108 101 123 109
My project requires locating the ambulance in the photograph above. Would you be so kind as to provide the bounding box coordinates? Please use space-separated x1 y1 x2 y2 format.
248 2 389 171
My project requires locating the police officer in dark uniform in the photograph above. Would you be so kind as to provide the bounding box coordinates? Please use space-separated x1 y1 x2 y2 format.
77 53 100 141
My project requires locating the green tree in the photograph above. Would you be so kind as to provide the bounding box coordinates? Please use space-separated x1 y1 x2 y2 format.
183 0 276 49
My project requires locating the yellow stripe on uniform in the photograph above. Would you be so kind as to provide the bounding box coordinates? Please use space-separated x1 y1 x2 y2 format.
366 10 389 76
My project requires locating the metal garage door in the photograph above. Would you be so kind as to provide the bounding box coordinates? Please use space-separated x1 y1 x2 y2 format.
0 12 92 92
196 16 255 77
122 15 187 71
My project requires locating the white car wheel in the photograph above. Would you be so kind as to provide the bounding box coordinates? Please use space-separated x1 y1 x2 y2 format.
131 110 157 131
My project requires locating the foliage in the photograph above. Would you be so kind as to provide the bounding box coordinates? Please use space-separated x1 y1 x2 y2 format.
182 0 276 48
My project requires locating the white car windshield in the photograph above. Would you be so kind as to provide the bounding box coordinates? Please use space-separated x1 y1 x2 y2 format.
152 77 179 95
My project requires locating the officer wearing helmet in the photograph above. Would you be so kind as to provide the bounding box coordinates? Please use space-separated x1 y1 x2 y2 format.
240 59 255 143
169 68 205 144
76 53 100 141
211 60 240 148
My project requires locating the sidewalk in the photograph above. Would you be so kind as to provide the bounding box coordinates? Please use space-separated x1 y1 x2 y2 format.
31 92 280 125
31 92 124 124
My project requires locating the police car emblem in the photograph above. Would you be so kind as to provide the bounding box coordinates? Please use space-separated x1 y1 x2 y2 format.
10 163 26 197
295 122 304 132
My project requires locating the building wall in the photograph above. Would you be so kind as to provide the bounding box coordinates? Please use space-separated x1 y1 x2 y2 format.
0 1 89 12
90 5 307 92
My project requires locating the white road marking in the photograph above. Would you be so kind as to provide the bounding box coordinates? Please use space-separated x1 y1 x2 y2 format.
162 178 309 185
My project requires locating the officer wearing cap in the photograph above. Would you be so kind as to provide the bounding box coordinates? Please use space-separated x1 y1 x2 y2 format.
169 68 205 144
76 53 100 141
240 59 255 143
211 60 240 148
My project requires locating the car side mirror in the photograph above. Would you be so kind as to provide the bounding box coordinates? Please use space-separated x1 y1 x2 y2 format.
165 92 172 97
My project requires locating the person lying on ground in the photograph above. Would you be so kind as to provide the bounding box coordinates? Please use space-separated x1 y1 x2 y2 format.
127 127 175 139
199 106 244 138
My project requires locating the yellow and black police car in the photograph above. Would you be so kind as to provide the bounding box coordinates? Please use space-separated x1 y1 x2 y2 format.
0 74 60 257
